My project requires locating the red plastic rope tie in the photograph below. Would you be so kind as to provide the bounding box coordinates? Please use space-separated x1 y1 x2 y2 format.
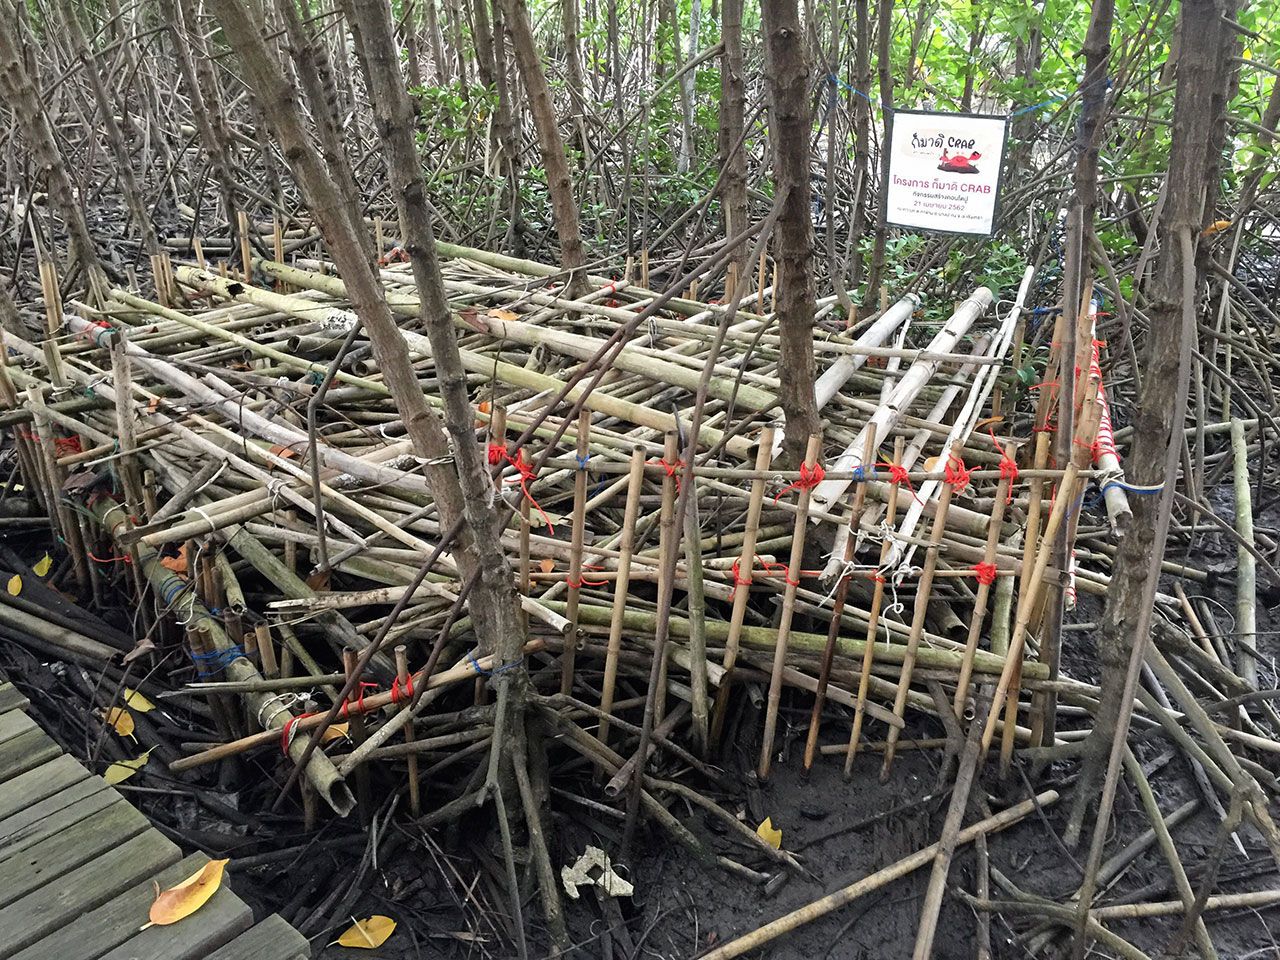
773 462 826 503
758 558 800 588
650 457 685 480
988 427 1018 503
566 572 609 589
943 454 972 494
77 319 112 345
487 442 508 466
728 556 756 599
505 448 555 533
54 436 83 456
87 549 131 565
878 462 922 504
390 674 415 705
973 562 999 586
281 711 316 755
339 681 379 720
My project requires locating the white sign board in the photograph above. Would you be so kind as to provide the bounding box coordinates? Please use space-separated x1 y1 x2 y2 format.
884 110 1009 236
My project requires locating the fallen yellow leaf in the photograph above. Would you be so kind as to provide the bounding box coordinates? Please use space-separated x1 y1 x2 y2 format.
756 817 782 850
321 722 349 744
147 858 229 927
6 574 20 596
104 747 154 785
33 553 52 577
1201 219 1232 238
102 707 135 738
488 308 519 322
539 557 555 574
337 915 396 949
124 688 156 712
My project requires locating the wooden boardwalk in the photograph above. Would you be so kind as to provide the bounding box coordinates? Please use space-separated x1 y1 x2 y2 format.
0 681 311 960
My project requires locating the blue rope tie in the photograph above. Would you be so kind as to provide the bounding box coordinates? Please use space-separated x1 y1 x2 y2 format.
851 465 876 482
1010 95 1065 117
828 73 873 103
468 653 523 677
160 575 189 606
191 644 247 677
574 454 591 471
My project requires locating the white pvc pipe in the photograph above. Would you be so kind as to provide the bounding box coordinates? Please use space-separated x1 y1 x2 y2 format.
809 287 995 516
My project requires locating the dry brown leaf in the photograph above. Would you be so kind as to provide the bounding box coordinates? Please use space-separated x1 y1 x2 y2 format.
159 544 188 576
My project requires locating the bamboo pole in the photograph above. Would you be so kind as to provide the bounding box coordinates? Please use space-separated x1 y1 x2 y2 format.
881 442 962 778
803 430 876 773
599 447 646 747
699 791 1059 960
759 433 821 780
561 408 592 695
981 464 1080 753
1230 417 1258 689
846 438 904 775
710 423 775 746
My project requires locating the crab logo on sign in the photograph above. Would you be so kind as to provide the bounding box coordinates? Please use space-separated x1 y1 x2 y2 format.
884 110 1009 236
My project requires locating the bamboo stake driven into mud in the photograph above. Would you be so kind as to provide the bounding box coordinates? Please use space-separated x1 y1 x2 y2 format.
758 433 821 780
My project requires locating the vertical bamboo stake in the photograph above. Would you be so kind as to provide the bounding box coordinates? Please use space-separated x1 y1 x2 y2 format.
395 644 421 816
343 648 372 822
518 490 532 635
562 408 592 695
759 433 822 780
278 623 297 679
953 442 1016 715
490 404 511 706
0 335 46 517
684 483 710 754
1231 418 1258 689
710 423 775 745
272 218 286 291
26 385 90 589
981 464 1080 753
845 437 903 776
39 259 64 335
599 446 646 748
109 336 147 517
255 622 279 678
284 510 298 573
237 211 253 280
141 468 159 520
803 430 876 773
149 255 168 306
654 430 680 725
1019 432 1052 601
641 248 650 289
881 442 962 779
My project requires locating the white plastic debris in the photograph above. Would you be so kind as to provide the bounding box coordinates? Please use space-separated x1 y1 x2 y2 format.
560 846 633 900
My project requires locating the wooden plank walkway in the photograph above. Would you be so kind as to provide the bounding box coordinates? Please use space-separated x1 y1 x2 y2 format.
0 681 311 960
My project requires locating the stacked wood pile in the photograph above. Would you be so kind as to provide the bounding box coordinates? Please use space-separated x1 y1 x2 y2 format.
0 233 1277 959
